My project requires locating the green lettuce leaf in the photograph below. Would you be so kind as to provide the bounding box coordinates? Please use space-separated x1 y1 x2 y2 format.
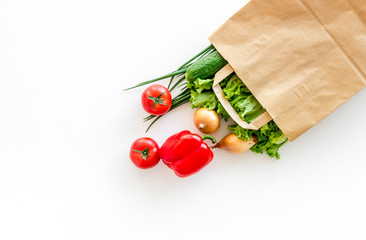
222 75 265 123
223 75 251 99
187 81 195 89
190 90 218 110
217 103 230 121
194 78 213 93
223 75 243 100
228 121 288 159
227 124 254 141
234 95 266 123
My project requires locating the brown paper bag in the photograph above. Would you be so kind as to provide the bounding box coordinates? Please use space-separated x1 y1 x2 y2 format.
209 0 366 141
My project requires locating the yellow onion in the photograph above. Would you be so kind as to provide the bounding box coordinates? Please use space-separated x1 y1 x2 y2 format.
213 133 257 154
193 108 220 134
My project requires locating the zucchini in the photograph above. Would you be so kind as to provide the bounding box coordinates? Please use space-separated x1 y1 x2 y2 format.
185 50 227 82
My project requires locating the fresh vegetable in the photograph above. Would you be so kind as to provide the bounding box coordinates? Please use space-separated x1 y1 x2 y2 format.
125 43 288 159
130 137 160 169
188 78 214 93
190 91 219 110
185 50 227 82
190 90 229 121
125 45 217 131
188 77 229 121
221 74 266 123
124 45 215 91
213 133 257 154
144 88 191 132
228 121 288 159
142 49 228 131
141 84 172 116
160 130 216 177
193 108 220 134
188 72 287 158
217 103 230 121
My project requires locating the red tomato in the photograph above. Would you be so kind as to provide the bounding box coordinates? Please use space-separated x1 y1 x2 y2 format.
129 137 160 169
141 84 172 116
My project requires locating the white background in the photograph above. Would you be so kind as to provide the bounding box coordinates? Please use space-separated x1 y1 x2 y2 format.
1 0 366 239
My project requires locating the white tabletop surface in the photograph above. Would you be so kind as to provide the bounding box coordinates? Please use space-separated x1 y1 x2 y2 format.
1 0 366 239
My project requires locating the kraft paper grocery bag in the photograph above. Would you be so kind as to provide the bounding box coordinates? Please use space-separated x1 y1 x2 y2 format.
209 0 366 141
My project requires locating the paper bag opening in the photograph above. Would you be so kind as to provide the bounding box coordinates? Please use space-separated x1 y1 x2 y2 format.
213 63 272 130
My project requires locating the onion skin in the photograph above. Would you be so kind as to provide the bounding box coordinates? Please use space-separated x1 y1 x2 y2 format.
213 133 257 154
193 108 220 134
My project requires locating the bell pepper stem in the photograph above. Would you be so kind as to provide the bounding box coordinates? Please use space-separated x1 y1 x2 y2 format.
201 135 216 144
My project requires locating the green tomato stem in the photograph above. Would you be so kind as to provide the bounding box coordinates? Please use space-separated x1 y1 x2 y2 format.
132 147 150 160
148 92 167 108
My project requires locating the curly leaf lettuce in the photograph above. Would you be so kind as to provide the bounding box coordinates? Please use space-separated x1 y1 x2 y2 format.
223 75 265 123
194 78 213 93
217 103 230 121
188 73 287 158
228 121 288 159
188 77 229 120
190 90 218 110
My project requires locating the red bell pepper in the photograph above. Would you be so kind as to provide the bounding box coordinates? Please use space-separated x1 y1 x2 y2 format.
160 130 216 177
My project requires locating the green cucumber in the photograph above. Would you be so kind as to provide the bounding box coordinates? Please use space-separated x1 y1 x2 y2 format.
185 50 227 82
